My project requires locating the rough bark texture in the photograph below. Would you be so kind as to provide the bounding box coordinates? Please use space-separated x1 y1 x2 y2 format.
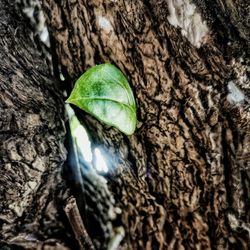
0 1 73 248
41 0 250 249
0 0 249 249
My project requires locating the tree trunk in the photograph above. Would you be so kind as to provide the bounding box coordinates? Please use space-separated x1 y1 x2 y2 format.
0 1 73 249
41 0 249 249
1 0 249 249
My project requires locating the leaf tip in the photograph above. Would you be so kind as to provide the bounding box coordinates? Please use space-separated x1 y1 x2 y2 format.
65 95 74 104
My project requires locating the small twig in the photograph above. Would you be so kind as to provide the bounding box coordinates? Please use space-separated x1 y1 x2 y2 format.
64 197 96 250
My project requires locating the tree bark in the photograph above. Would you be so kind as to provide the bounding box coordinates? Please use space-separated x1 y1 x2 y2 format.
41 0 250 249
0 1 73 249
1 0 249 249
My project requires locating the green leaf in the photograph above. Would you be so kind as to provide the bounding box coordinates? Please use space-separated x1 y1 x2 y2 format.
66 64 137 135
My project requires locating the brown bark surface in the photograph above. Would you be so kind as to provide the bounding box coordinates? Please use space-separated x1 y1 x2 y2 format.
0 0 249 249
41 0 250 249
0 1 72 249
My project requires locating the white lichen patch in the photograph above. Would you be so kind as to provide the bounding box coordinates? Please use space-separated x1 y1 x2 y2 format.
167 0 209 47
40 27 49 43
98 16 113 33
16 0 50 46
227 81 245 104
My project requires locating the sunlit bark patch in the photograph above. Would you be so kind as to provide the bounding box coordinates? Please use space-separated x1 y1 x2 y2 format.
227 81 245 104
167 0 209 47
